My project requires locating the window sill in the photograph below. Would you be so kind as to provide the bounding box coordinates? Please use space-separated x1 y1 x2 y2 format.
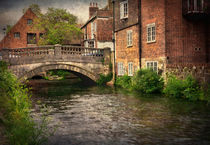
147 40 156 44
127 45 133 48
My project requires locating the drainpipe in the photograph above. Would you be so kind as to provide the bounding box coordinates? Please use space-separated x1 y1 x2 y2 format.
112 0 116 83
138 0 142 69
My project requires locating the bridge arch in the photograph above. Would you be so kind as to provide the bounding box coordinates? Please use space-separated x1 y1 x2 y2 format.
18 64 99 82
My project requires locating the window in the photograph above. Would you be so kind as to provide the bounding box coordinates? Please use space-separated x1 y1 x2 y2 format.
127 30 133 47
146 61 158 73
118 62 124 76
84 27 88 40
128 62 133 76
120 0 128 19
147 23 156 43
91 22 97 39
27 33 36 44
188 0 204 11
27 19 33 25
14 32 20 38
88 40 94 48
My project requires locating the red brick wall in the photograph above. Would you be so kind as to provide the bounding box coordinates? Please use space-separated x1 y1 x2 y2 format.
0 9 42 50
141 0 166 59
140 0 166 73
115 0 139 31
97 18 113 42
165 0 209 64
115 25 140 75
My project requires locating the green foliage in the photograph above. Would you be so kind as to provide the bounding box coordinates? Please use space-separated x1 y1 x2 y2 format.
33 7 82 45
96 73 113 86
131 69 164 94
164 75 204 101
23 4 41 15
6 25 13 34
115 75 132 89
45 70 71 80
0 61 50 145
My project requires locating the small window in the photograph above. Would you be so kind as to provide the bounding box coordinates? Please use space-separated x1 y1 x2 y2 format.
146 61 158 73
84 28 87 40
88 40 94 48
147 23 156 43
118 62 124 76
14 32 20 38
39 33 44 38
127 30 133 47
27 33 36 44
120 0 128 19
27 19 33 25
128 62 133 76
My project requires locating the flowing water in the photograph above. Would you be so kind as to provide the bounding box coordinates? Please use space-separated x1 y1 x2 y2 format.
29 79 210 145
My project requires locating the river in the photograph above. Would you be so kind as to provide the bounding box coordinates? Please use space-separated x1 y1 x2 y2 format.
29 79 210 145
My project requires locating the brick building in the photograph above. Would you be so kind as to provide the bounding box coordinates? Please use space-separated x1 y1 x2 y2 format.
81 0 113 51
114 0 210 81
0 8 43 50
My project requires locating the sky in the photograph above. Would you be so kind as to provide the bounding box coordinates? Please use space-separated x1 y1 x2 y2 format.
0 0 107 40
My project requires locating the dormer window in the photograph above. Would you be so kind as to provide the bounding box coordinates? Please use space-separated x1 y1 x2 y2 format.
120 0 128 19
27 19 33 25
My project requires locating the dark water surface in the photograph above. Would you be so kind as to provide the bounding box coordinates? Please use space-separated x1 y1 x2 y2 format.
29 79 210 145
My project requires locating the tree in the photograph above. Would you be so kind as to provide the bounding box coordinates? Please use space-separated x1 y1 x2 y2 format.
33 7 82 45
23 4 41 15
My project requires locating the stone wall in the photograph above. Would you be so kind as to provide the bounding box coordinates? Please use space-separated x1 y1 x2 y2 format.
166 64 210 83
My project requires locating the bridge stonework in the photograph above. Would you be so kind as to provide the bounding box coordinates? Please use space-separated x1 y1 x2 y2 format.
1 45 111 82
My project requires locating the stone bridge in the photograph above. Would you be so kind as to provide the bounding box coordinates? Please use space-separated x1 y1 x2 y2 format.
1 45 111 82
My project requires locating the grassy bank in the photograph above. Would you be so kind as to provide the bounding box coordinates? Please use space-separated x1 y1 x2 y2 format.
0 61 50 145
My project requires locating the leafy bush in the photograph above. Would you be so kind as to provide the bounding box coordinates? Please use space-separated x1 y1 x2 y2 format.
164 74 204 101
115 75 132 89
131 69 164 94
0 61 50 145
96 73 113 86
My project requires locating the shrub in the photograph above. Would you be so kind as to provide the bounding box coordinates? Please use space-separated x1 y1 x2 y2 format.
163 75 185 98
131 69 164 94
115 75 132 89
0 61 51 145
164 74 204 101
96 73 113 86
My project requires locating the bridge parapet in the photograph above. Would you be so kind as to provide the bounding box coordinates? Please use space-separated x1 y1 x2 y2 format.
1 45 109 65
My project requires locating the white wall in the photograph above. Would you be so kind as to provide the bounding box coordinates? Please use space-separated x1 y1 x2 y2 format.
97 41 114 51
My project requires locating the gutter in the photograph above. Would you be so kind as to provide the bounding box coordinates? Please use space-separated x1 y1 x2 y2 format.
138 0 142 68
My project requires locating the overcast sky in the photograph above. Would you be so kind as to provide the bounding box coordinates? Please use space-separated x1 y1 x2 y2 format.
0 0 107 40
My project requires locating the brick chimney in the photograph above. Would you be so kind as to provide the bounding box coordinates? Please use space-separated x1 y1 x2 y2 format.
89 2 99 18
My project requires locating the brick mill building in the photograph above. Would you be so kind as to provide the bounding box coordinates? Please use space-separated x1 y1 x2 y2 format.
0 8 43 50
81 1 114 51
114 0 210 81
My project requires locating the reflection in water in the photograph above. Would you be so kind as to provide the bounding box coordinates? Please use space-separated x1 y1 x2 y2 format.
29 79 210 145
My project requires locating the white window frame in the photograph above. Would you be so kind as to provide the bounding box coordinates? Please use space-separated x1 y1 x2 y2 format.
146 61 158 73
88 40 95 48
91 22 94 39
120 0 128 19
127 30 133 47
147 23 156 43
118 62 124 76
128 62 133 76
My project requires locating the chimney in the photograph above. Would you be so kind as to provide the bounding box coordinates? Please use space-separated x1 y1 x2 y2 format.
89 2 99 18
107 0 112 11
